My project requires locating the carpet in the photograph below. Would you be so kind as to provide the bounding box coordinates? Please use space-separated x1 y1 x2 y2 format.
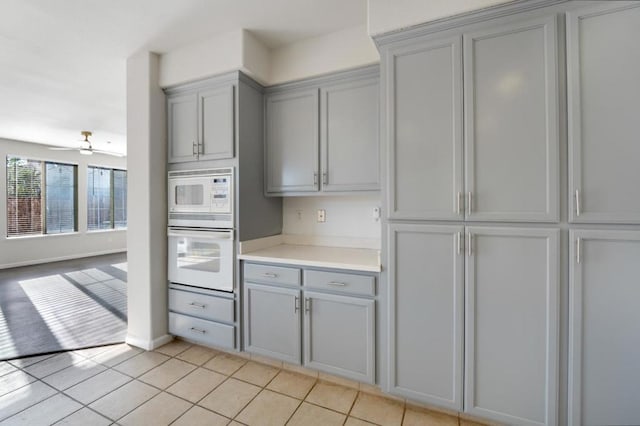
0 253 128 361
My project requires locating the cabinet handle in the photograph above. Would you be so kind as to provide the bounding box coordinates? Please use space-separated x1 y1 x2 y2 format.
190 327 206 334
198 142 204 155
467 232 473 257
313 173 318 185
322 172 328 185
576 238 581 264
294 296 300 313
457 232 462 255
188 302 206 309
192 141 197 157
263 272 278 278
327 281 346 287
457 192 463 216
304 298 311 314
575 189 581 217
467 192 472 216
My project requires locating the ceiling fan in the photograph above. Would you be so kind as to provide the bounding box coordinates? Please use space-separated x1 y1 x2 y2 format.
49 131 125 157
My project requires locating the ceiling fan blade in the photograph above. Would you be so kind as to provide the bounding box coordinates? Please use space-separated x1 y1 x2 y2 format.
92 149 126 157
48 147 76 151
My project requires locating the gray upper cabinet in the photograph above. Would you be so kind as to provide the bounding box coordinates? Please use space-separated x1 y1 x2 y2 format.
568 230 640 426
387 224 464 410
199 85 235 161
567 3 640 224
243 282 301 364
321 77 379 192
168 93 198 163
464 15 559 222
167 82 235 163
465 227 558 426
303 291 375 383
265 88 319 193
265 66 380 195
386 36 463 221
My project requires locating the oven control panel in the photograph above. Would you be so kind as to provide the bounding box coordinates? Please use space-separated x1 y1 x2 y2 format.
211 175 232 213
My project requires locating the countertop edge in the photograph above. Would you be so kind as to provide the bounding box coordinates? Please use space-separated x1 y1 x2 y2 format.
238 253 382 273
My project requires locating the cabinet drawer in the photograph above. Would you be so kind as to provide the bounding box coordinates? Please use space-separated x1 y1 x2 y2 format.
169 289 234 323
304 270 375 297
244 263 301 286
169 312 235 349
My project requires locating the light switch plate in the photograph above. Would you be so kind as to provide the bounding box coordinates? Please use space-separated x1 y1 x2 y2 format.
317 209 326 223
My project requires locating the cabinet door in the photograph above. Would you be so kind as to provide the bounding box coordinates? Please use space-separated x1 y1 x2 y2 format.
567 3 640 223
265 89 319 194
568 230 640 426
168 93 198 163
386 35 463 220
463 16 559 222
387 224 464 411
303 291 375 383
320 77 379 192
465 227 559 426
243 283 301 364
199 85 235 161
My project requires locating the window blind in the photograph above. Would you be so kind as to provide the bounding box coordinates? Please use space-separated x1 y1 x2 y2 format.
113 169 127 229
6 157 42 236
87 166 113 230
45 162 76 234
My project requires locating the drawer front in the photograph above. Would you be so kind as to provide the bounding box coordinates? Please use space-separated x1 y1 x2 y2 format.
304 270 375 297
169 312 235 349
244 263 301 286
169 289 234 323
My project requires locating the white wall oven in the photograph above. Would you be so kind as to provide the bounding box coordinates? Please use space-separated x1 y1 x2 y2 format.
168 168 235 292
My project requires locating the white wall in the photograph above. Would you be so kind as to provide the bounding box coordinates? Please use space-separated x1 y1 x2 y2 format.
0 138 126 269
367 0 513 35
283 195 381 249
126 50 170 350
268 25 379 85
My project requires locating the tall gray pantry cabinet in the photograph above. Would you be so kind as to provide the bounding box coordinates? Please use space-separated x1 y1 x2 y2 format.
378 1 640 425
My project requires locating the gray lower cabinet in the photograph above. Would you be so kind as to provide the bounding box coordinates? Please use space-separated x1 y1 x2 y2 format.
387 225 559 423
568 230 640 426
387 224 464 410
567 3 640 224
243 282 301 364
465 227 559 426
243 262 376 383
166 81 235 163
264 65 380 195
303 291 375 383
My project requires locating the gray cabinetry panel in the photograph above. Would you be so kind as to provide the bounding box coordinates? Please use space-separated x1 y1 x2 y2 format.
386 36 463 220
303 291 375 383
168 93 198 163
465 227 558 426
387 224 464 410
567 3 640 224
199 85 235 160
568 230 640 426
265 89 319 193
169 288 234 323
243 283 301 364
169 312 235 350
464 16 559 222
303 270 375 297
321 77 379 192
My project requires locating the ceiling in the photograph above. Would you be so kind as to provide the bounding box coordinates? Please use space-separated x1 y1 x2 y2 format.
0 0 367 155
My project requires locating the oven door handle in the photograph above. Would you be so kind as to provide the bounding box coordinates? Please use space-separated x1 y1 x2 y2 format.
167 229 234 239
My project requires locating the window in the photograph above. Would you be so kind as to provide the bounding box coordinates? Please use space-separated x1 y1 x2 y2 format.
87 167 127 230
6 156 77 237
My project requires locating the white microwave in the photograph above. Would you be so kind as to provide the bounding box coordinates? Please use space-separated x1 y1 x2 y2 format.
168 168 234 229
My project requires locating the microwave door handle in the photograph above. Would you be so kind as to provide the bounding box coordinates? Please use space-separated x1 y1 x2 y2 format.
167 229 233 239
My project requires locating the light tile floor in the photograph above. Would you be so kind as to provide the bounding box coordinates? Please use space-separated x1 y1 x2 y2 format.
0 341 489 425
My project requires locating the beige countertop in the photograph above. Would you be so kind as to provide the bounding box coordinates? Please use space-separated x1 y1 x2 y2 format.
238 243 381 273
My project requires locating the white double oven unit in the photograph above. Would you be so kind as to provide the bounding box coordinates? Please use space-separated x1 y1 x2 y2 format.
168 167 235 293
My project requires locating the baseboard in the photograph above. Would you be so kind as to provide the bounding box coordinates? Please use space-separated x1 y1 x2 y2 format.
0 249 127 270
125 334 173 351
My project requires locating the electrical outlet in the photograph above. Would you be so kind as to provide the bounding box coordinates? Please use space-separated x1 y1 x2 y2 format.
373 207 381 221
317 209 326 223
296 209 303 221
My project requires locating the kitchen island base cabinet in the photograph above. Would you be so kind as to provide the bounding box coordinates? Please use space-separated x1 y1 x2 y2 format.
569 230 640 426
243 283 301 365
242 262 377 384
